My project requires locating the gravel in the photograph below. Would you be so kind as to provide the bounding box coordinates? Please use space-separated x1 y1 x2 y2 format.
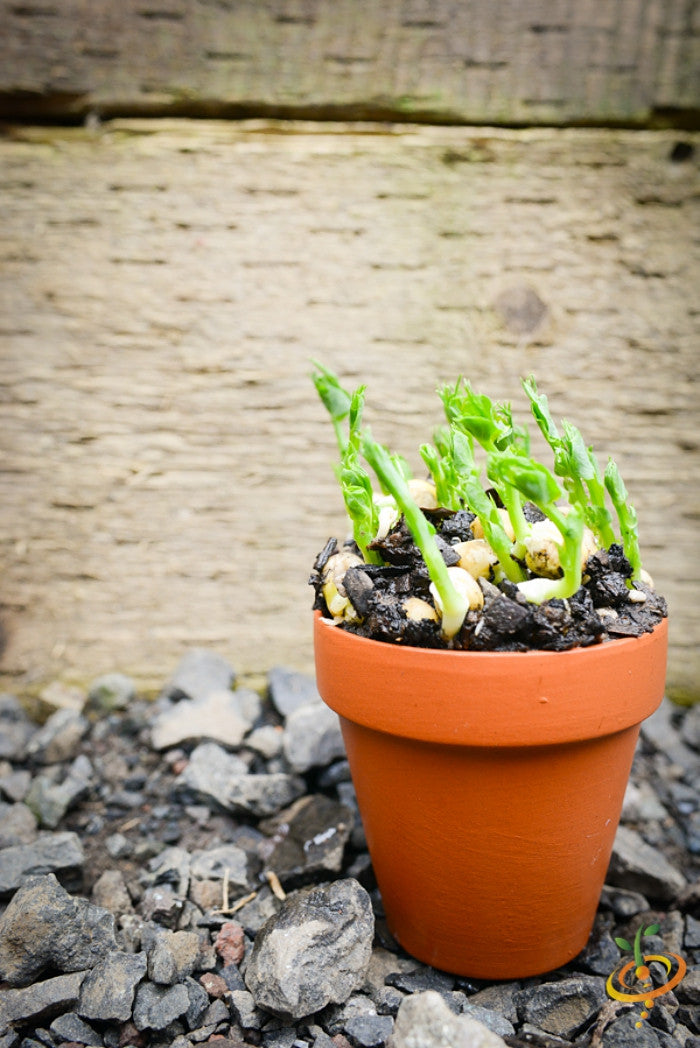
0 651 698 1048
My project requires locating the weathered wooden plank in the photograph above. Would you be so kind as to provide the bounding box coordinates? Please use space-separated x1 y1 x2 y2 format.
0 1 698 124
0 121 698 701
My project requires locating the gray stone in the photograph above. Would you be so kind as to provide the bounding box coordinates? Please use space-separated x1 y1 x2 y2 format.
677 967 700 1005
0 695 36 761
78 950 147 1021
175 741 305 817
174 741 248 803
0 873 117 986
608 825 687 903
234 885 283 937
386 967 455 995
24 754 93 829
0 833 84 898
389 991 507 1047
311 1034 336 1048
599 884 650 917
198 996 231 1027
622 780 668 822
48 1010 100 1045
230 988 265 1029
466 983 520 1025
105 831 133 859
245 879 374 1019
0 971 87 1038
601 1011 664 1047
118 913 146 953
227 771 307 818
0 769 31 804
268 667 321 717
91 868 134 915
686 914 700 950
183 975 210 1030
261 794 353 884
373 985 405 1017
282 701 345 773
325 993 377 1034
576 923 622 976
190 843 256 894
147 845 191 897
460 1003 515 1038
345 1013 394 1046
681 703 700 751
245 724 284 759
0 802 37 849
265 1029 299 1048
132 979 191 1031
140 885 185 928
360 948 416 1012
162 648 236 703
151 687 261 751
516 976 608 1039
25 708 88 765
87 671 136 712
641 700 697 771
143 927 201 985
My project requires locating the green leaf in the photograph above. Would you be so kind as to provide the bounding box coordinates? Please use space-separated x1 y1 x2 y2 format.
645 923 660 937
311 360 352 421
493 453 561 508
615 937 632 951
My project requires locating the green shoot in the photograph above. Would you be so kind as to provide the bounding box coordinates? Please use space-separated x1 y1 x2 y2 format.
312 363 382 564
561 421 617 548
495 453 585 603
441 379 532 544
439 378 511 451
463 475 527 583
361 431 469 639
311 359 353 454
605 459 642 580
523 376 616 548
486 450 531 549
339 388 382 564
420 442 459 510
312 363 649 619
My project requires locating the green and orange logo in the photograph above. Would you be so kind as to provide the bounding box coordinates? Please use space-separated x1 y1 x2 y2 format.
606 921 686 1028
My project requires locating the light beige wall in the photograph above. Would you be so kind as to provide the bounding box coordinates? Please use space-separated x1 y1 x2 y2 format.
0 122 698 700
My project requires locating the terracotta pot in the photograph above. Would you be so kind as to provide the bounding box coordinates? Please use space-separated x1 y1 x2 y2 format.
313 612 668 979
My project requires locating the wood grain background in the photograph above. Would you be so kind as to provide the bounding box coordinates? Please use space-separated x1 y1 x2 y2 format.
1 121 698 699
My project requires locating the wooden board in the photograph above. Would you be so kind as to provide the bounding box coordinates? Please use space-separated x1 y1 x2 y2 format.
0 0 698 125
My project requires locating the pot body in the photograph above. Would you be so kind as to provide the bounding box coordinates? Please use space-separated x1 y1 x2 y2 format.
313 613 668 979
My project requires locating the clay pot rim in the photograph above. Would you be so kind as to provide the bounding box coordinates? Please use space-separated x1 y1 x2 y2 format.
313 611 668 747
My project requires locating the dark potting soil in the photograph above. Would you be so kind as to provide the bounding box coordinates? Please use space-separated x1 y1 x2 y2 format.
309 508 667 652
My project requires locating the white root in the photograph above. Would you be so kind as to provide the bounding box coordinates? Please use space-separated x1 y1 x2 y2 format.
373 494 400 540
